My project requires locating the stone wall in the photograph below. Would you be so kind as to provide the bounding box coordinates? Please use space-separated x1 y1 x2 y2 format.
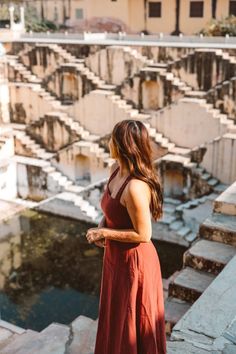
50 142 108 184
169 49 236 91
200 133 236 184
68 89 142 136
157 157 212 200
148 98 233 149
26 113 79 152
44 64 96 103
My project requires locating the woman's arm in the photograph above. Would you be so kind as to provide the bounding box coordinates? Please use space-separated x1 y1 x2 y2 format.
101 227 149 243
98 215 106 228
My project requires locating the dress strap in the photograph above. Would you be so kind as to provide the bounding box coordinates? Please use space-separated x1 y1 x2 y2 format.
107 166 119 187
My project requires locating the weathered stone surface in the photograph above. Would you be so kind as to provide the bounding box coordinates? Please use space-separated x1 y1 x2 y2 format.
1 324 69 354
222 315 236 345
0 330 38 353
68 315 98 354
222 343 236 354
164 297 191 334
183 239 236 275
0 328 14 343
213 181 236 216
167 339 221 353
199 213 236 246
168 266 216 303
172 256 236 340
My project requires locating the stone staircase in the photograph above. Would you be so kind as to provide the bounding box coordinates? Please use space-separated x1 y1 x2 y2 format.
144 121 191 156
6 55 42 84
164 182 236 335
186 79 236 123
148 97 234 151
45 191 102 222
14 129 55 160
119 65 193 110
23 44 115 94
84 45 155 86
169 48 236 90
27 111 100 144
159 152 226 192
106 92 150 120
0 315 98 354
122 46 154 66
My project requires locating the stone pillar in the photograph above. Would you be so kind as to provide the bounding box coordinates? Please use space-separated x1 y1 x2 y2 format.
20 6 26 33
9 6 15 30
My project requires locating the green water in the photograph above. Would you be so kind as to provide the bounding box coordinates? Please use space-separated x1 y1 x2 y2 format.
0 209 186 331
0 210 103 331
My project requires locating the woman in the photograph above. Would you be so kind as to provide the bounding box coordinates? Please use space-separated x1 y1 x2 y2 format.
86 119 167 354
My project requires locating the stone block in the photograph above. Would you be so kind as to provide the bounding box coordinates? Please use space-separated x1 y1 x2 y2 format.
164 297 192 335
213 182 236 216
199 213 236 246
183 239 236 275
168 266 216 303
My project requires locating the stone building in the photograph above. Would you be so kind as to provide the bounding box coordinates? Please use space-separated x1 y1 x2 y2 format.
0 35 236 352
12 0 236 34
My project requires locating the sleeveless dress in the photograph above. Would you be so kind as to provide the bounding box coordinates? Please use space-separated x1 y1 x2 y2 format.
94 166 167 354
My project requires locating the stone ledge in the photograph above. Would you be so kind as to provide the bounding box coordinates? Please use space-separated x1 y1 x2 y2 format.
170 255 236 352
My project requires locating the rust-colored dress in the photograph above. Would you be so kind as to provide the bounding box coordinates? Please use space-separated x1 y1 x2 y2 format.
94 166 167 354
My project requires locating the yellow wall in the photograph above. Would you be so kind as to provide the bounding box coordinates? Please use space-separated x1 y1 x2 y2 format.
216 0 232 19
25 0 236 35
86 0 130 25
146 0 176 34
179 0 212 34
128 0 145 32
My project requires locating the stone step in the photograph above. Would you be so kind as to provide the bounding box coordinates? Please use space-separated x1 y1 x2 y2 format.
68 315 98 354
0 330 38 353
168 266 216 303
164 296 192 335
0 328 16 346
164 197 182 205
0 320 25 335
163 204 176 214
208 178 218 186
65 184 84 193
177 226 191 237
201 172 211 180
160 214 177 225
167 340 212 353
42 166 56 174
184 231 197 243
169 220 184 231
213 181 236 216
214 183 228 194
199 212 236 247
1 323 69 354
183 239 236 275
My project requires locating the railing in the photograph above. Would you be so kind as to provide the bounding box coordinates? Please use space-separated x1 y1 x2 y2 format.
1 31 236 48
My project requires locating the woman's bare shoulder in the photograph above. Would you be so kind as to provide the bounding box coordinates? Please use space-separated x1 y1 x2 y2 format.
126 178 151 204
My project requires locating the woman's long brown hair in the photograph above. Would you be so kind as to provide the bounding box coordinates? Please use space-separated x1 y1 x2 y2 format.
111 119 163 221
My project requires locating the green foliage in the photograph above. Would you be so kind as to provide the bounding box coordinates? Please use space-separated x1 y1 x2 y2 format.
199 15 236 36
0 4 58 32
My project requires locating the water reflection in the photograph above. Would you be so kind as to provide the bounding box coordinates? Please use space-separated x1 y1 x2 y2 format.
0 209 187 332
0 210 104 331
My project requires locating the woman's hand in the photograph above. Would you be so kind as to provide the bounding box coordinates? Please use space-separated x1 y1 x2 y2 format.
94 239 106 248
86 227 106 245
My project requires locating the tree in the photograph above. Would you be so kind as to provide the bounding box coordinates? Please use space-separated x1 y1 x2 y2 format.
199 15 236 36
